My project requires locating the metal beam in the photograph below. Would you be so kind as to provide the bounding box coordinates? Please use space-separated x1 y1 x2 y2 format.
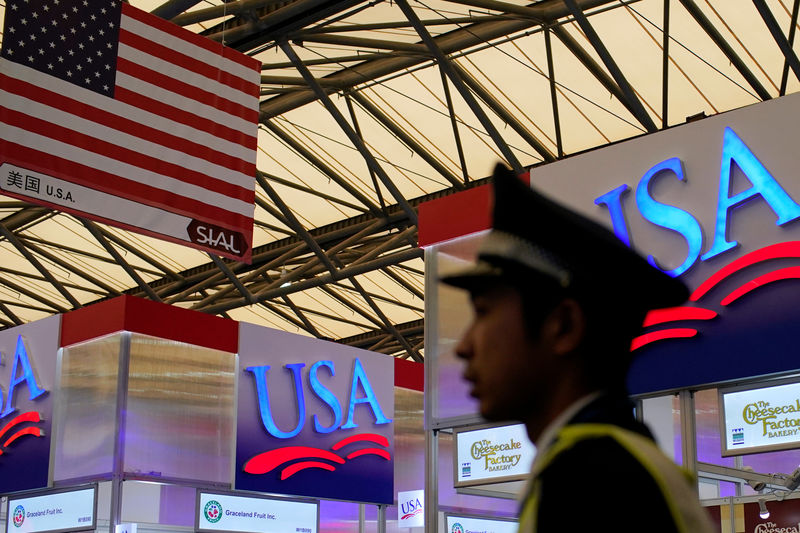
292 15 511 34
256 171 339 275
262 172 368 213
82 219 162 302
349 91 464 189
379 267 424 301
345 95 387 211
262 53 393 69
562 0 658 132
752 0 800 85
259 0 617 118
662 0 670 128
396 0 524 173
150 0 204 20
780 0 800 95
209 254 257 305
202 247 423 315
451 60 556 161
292 34 429 53
262 122 385 218
16 236 122 295
0 275 69 313
0 223 81 308
678 0 772 101
170 0 288 26
544 27 564 157
440 69 470 183
0 301 22 326
280 295 322 336
280 41 419 225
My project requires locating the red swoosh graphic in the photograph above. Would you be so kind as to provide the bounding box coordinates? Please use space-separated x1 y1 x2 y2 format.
690 241 800 301
332 433 389 450
402 509 423 519
244 446 344 474
3 427 43 447
720 266 800 305
281 461 337 480
0 412 41 442
346 448 391 460
642 306 717 327
631 328 698 351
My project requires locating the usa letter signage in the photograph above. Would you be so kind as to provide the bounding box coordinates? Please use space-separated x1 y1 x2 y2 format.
398 490 424 528
236 322 394 503
0 315 60 494
525 91 800 394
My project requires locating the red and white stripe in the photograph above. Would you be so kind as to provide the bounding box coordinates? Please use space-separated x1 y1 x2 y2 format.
0 2 260 260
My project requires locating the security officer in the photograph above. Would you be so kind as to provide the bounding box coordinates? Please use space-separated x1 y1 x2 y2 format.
442 165 713 533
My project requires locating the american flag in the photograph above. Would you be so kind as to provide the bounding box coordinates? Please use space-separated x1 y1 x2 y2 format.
0 0 260 262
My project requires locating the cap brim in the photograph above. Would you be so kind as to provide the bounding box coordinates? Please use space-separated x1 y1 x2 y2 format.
439 261 506 290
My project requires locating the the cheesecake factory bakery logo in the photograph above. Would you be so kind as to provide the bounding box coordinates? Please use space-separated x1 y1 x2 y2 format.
470 437 523 472
743 399 800 438
755 522 800 533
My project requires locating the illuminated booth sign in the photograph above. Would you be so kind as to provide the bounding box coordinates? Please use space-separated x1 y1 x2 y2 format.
397 490 424 528
0 316 60 494
236 322 394 503
719 380 800 456
5 485 97 533
445 514 517 533
454 424 535 486
196 491 318 533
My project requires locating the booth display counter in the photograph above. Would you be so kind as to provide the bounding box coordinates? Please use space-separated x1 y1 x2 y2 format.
421 91 800 533
0 295 424 533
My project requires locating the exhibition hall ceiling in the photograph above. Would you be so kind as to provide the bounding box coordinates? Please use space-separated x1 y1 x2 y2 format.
0 0 797 361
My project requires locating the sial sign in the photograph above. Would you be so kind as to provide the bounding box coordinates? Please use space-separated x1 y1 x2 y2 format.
236 322 394 504
0 316 60 493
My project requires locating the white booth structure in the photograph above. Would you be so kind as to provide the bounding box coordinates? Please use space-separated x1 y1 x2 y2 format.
0 295 424 533
421 91 800 532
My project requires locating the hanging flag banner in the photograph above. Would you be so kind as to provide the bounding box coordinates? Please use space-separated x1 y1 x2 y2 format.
0 0 260 262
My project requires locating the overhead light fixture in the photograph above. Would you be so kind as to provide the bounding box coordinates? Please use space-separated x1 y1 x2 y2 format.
743 466 766 491
758 498 770 519
280 267 291 288
784 467 800 491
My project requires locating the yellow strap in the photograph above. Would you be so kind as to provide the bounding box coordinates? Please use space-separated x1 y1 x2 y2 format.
519 424 708 533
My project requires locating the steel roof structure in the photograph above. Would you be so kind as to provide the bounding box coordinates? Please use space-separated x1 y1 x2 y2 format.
0 0 798 361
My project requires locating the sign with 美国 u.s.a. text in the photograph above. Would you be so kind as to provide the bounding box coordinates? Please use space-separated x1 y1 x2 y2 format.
720 380 800 456
454 423 535 486
0 315 60 494
235 322 394 503
196 491 317 533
